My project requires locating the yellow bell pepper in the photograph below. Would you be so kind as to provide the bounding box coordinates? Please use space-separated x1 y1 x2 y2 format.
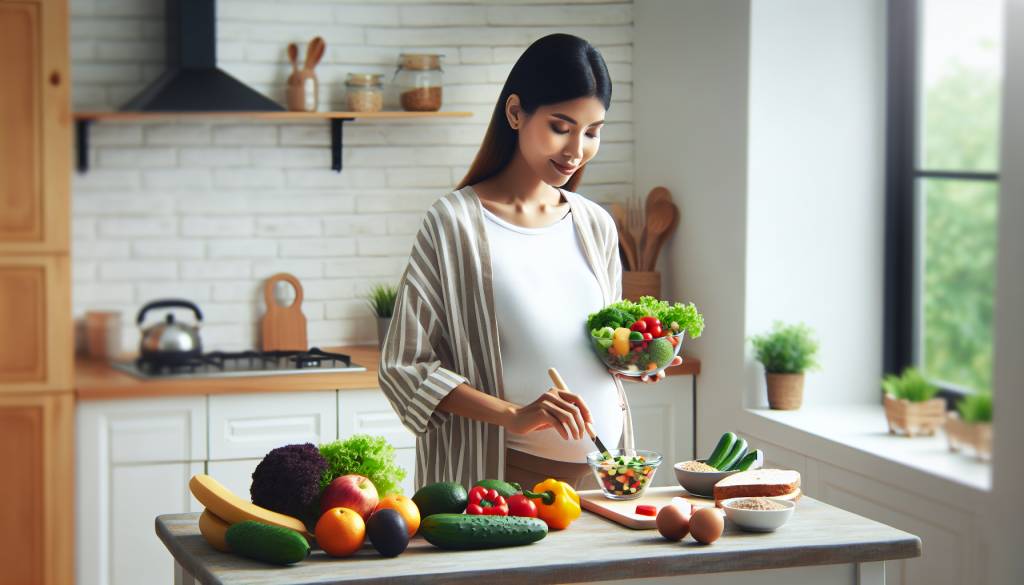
521 478 581 530
612 327 632 357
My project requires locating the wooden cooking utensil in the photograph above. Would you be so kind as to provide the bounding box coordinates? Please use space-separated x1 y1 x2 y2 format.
645 201 679 271
610 202 637 271
304 36 325 71
287 43 299 76
260 273 308 351
642 199 676 271
639 187 672 269
646 186 672 208
548 367 612 459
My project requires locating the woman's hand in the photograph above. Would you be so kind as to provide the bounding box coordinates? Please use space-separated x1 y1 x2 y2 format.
608 356 684 384
505 386 593 441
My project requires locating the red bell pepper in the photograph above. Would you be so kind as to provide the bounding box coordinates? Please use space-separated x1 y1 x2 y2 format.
507 494 539 518
466 486 509 516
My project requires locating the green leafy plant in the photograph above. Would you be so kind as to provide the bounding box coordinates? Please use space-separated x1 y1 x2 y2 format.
319 434 407 496
586 296 705 339
750 321 820 374
366 283 398 318
881 368 939 403
956 391 993 423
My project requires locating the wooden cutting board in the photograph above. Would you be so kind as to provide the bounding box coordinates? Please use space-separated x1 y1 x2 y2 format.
260 273 308 351
578 486 719 530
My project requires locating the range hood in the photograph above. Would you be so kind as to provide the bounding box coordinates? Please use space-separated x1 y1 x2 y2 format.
122 0 283 112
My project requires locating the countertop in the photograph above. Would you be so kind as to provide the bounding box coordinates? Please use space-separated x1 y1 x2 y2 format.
156 496 919 585
75 345 701 400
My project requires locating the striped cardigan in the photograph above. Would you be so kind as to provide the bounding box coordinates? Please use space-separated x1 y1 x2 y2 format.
377 185 636 490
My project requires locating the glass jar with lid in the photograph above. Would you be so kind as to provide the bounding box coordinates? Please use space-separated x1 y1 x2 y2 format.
345 73 384 112
393 53 444 112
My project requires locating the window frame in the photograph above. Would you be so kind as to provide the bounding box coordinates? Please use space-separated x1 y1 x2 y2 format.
882 0 1000 404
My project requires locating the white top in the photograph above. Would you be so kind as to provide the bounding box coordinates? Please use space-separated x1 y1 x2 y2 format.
482 198 623 462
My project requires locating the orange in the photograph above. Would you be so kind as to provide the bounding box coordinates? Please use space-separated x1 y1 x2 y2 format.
373 495 421 537
315 507 366 557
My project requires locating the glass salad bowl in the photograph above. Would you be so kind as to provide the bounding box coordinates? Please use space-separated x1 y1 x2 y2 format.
587 449 663 500
590 326 685 377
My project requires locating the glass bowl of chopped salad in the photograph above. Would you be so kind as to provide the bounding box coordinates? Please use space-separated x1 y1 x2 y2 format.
586 296 704 378
587 449 663 500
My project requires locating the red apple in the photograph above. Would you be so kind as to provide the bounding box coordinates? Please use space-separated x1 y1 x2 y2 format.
321 474 379 520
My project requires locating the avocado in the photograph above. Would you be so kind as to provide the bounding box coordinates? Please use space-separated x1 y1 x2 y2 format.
411 481 468 518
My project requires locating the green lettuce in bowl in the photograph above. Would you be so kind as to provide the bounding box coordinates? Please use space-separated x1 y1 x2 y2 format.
587 296 704 377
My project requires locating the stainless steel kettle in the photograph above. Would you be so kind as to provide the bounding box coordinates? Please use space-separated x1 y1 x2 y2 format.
136 299 204 364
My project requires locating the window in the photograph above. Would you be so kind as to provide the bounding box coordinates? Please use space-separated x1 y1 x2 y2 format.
884 0 1002 396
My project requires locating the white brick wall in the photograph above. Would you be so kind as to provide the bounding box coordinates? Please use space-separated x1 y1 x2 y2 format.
71 0 636 351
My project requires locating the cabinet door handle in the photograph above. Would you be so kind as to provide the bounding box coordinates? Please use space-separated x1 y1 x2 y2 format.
49 70 61 86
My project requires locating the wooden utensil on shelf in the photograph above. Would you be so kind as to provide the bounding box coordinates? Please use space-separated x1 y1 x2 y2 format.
261 273 308 351
626 196 646 270
639 186 673 270
287 43 299 76
642 199 677 271
548 367 612 459
610 202 637 271
647 201 680 271
287 36 326 112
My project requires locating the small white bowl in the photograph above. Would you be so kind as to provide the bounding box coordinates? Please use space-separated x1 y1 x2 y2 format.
720 497 796 532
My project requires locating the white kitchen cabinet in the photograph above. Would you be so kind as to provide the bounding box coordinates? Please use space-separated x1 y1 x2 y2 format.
206 459 261 502
76 397 207 585
623 375 695 487
208 390 337 460
338 389 417 495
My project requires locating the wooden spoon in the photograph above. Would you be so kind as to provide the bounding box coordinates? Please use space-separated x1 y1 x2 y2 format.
647 202 679 270
642 199 677 270
610 202 637 271
303 36 325 71
287 43 299 77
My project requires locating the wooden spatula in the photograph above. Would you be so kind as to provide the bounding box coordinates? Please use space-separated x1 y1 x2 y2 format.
642 199 676 271
610 202 637 271
548 367 612 459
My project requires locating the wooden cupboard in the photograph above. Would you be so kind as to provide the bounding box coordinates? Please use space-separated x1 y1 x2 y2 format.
0 1 74 585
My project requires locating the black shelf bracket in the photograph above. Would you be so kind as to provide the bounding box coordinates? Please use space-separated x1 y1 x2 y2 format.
76 119 91 173
330 118 353 173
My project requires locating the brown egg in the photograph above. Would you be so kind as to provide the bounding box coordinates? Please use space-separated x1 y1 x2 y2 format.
656 503 690 541
688 508 724 544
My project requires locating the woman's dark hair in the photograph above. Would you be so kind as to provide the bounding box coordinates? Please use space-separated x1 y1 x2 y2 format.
457 33 612 192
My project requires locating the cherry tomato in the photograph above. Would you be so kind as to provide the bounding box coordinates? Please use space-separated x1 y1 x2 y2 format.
630 320 647 333
649 325 663 337
643 316 661 328
642 332 653 341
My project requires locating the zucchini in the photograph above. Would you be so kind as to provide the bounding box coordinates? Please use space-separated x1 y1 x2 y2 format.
224 521 309 565
732 449 763 471
717 438 748 471
419 514 548 550
473 479 521 498
705 432 736 469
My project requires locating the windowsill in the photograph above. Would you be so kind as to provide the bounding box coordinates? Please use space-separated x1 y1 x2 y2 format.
739 404 991 496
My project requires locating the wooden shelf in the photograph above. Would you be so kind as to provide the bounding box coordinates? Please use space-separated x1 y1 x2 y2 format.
73 110 472 122
72 110 473 173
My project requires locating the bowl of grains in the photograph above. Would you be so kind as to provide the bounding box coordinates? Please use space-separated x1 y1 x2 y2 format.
720 497 796 532
673 459 752 498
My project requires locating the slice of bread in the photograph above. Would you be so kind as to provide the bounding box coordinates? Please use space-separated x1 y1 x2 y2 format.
713 469 801 504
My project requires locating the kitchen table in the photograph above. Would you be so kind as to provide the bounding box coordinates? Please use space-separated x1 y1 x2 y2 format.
157 496 919 584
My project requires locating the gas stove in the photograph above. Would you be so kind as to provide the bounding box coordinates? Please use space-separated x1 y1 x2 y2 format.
111 347 367 379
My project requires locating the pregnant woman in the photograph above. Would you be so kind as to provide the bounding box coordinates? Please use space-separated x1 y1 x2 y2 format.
378 33 681 492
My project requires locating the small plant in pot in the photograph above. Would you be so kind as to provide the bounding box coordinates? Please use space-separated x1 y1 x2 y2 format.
366 283 398 351
945 391 993 460
750 322 820 410
881 368 944 436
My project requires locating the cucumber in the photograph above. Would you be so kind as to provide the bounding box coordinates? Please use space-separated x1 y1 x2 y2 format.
224 521 309 565
705 432 736 469
473 479 521 498
732 449 763 471
718 438 748 471
419 514 548 550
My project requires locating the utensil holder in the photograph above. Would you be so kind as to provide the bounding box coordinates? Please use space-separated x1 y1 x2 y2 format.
287 71 318 112
622 271 661 300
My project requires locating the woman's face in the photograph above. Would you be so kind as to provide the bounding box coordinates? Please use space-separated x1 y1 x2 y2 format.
508 95 606 186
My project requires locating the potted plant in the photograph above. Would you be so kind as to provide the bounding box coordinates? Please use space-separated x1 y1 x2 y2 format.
881 368 945 436
366 283 398 351
945 391 993 460
750 322 820 410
